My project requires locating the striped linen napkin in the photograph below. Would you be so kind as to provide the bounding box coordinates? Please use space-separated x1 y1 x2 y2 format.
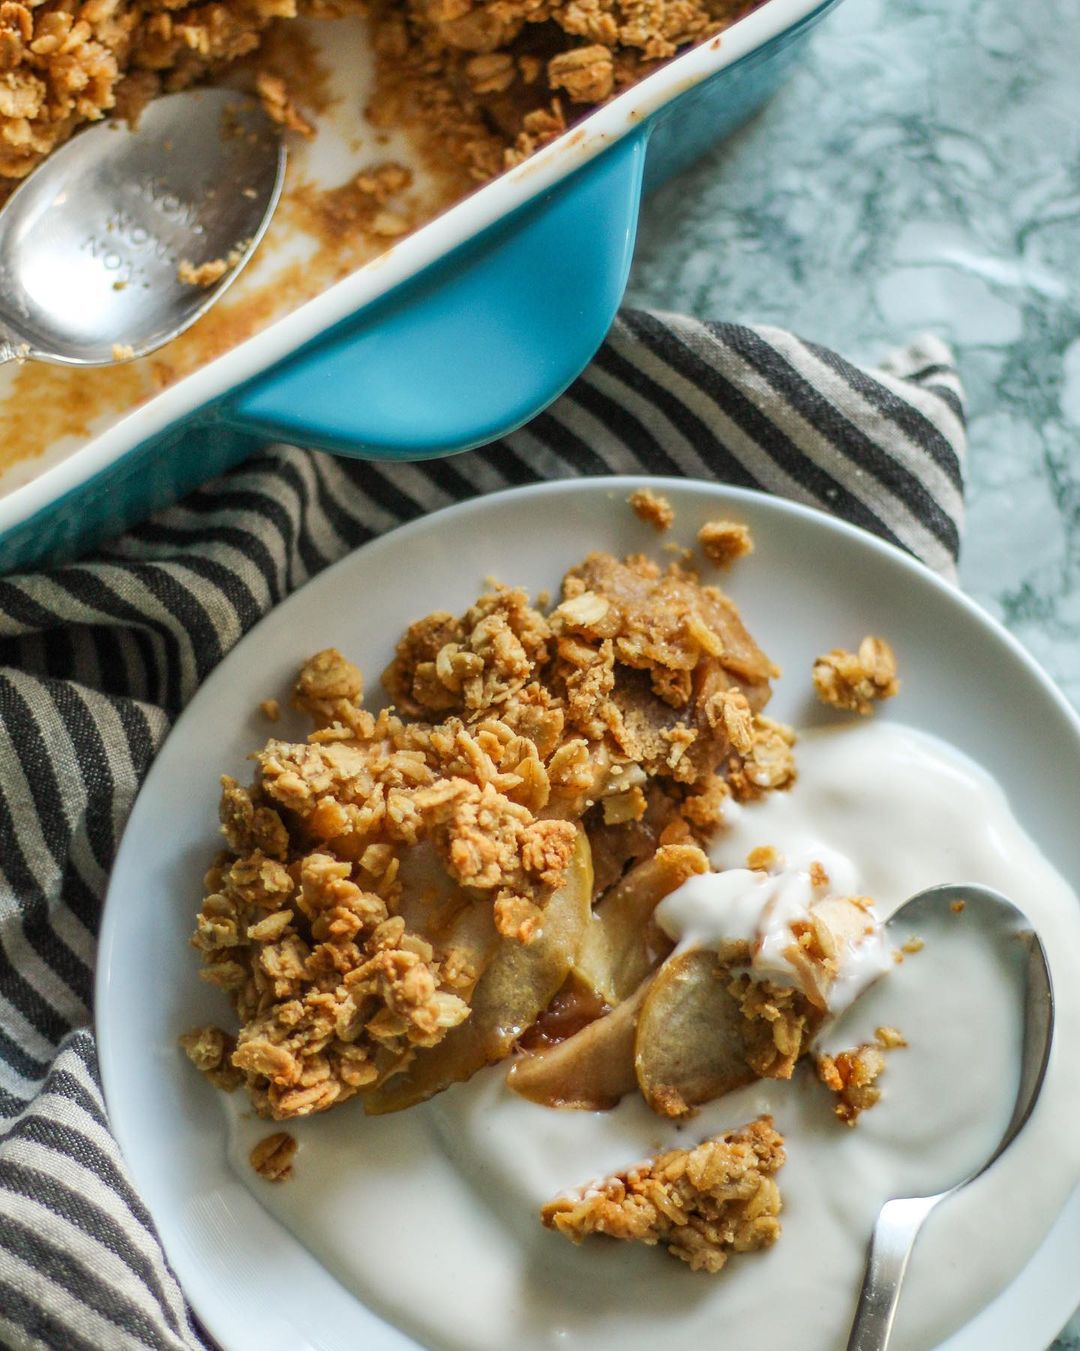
0 310 965 1350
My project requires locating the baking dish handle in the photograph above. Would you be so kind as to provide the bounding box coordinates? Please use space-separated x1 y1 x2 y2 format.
220 128 649 459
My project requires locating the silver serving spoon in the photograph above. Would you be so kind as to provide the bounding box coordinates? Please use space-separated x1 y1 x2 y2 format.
0 88 285 369
846 883 1055 1351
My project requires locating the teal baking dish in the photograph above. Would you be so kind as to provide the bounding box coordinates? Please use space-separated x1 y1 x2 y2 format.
0 0 840 574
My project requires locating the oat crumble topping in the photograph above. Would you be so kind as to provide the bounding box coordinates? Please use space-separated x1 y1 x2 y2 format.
812 636 899 716
541 1116 784 1271
0 0 762 196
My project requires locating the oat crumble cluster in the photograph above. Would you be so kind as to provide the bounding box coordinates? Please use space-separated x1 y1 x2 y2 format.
816 1025 907 1126
697 518 753 568
541 1116 784 1271
812 635 900 716
0 0 761 192
249 1128 298 1179
0 0 339 186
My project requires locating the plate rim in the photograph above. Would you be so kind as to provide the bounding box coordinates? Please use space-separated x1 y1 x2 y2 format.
95 475 1080 1351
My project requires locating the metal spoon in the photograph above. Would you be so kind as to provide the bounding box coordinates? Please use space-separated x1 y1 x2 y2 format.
0 88 285 369
846 883 1055 1351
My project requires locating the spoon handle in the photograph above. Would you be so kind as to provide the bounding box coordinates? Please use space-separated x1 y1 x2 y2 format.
845 1194 940 1351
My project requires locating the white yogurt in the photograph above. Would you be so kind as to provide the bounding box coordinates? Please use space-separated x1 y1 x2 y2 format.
226 722 1080 1351
654 854 893 1015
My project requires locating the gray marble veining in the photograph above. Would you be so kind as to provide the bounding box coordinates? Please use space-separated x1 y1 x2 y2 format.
626 0 1079 1342
628 0 1080 713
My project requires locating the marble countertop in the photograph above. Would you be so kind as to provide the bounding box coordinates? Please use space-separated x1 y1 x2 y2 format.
625 0 1079 1342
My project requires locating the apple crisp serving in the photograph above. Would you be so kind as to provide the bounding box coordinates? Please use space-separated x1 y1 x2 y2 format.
183 525 904 1274
0 0 762 194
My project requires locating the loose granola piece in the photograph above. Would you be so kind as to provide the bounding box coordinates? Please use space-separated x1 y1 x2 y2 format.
901 936 924 955
817 1027 906 1126
628 487 675 532
951 899 966 914
698 519 754 568
179 1025 242 1092
177 238 249 287
260 698 281 722
178 258 228 287
812 636 899 715
541 1117 784 1272
111 343 135 362
746 844 779 872
250 1130 298 1180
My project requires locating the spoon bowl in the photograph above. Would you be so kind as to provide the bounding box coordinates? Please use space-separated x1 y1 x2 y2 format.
846 883 1055 1351
0 88 285 367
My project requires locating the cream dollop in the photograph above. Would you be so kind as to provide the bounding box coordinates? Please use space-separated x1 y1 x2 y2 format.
653 849 894 1014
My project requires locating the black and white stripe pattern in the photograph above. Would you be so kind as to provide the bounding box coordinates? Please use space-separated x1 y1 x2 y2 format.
0 313 965 1350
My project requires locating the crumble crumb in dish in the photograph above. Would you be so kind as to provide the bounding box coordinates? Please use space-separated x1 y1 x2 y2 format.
182 540 907 1254
177 259 229 288
541 1116 784 1272
812 636 899 715
628 488 675 531
816 1026 907 1126
250 1129 298 1180
698 519 754 568
177 241 249 288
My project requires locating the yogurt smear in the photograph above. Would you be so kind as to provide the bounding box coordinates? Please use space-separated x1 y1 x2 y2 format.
654 852 893 1015
227 721 1080 1351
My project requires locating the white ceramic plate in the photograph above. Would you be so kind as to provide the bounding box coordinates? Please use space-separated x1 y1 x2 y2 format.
96 478 1080 1351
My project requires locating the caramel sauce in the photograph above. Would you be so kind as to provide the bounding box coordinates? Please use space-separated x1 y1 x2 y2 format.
517 979 611 1052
